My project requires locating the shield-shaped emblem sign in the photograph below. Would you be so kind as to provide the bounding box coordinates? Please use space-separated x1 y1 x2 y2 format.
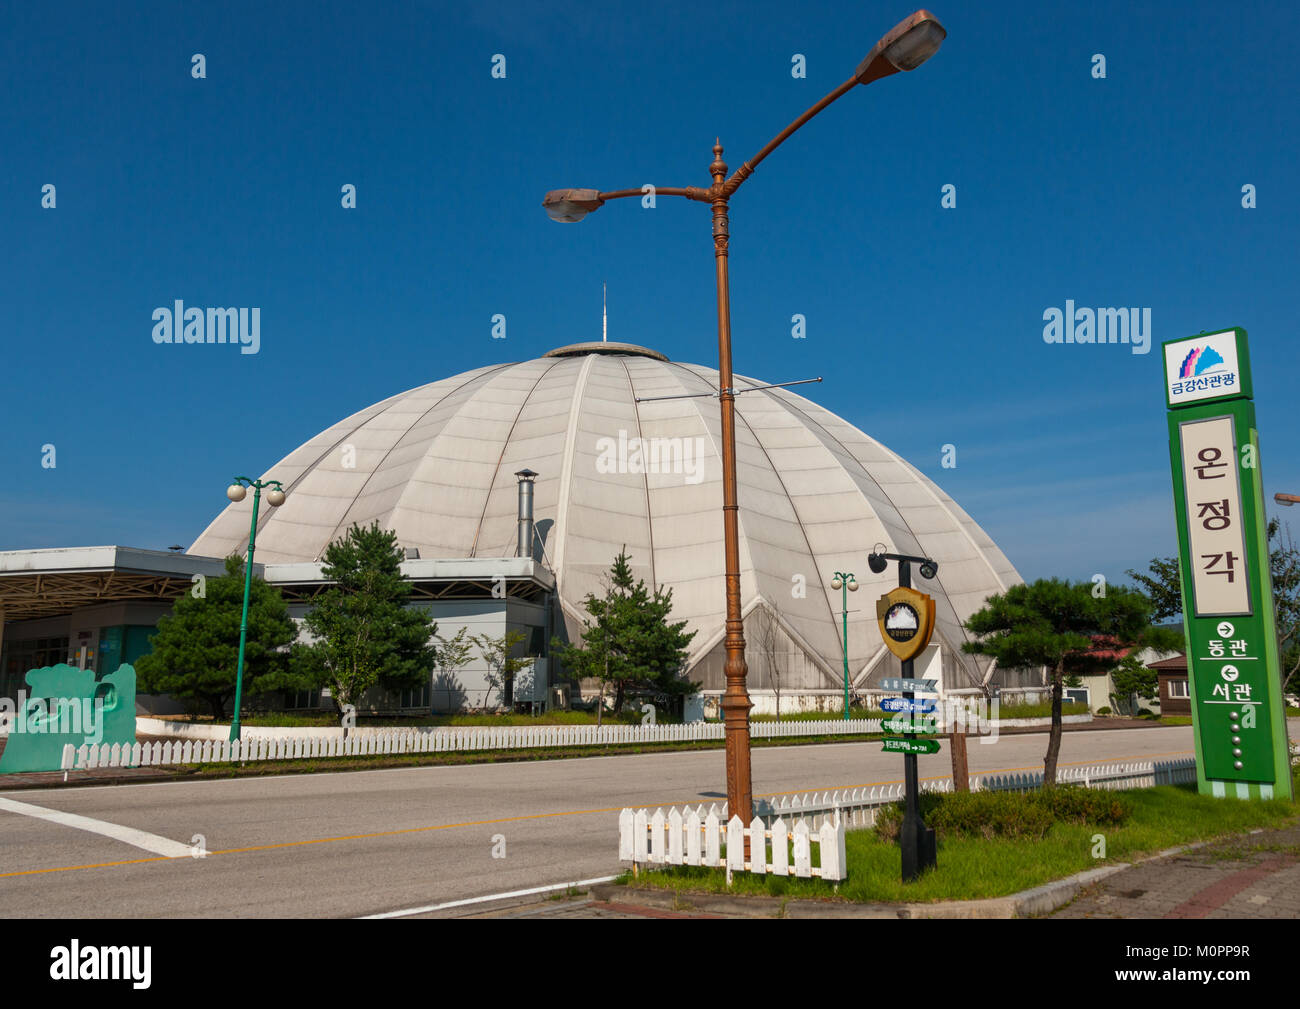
875 586 936 662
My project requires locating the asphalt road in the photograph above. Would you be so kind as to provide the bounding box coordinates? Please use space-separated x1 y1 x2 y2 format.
0 725 1197 918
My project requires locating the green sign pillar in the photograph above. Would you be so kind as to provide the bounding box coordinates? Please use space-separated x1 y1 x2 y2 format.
1163 327 1293 800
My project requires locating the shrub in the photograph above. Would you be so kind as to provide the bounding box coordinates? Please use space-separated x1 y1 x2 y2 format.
1097 706 1112 715
874 786 1132 842
1035 786 1132 826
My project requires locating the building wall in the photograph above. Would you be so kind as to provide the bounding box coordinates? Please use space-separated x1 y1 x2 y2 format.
1157 672 1192 715
284 596 554 713
0 602 176 709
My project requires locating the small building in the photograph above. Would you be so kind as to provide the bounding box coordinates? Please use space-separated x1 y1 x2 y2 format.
1149 653 1191 715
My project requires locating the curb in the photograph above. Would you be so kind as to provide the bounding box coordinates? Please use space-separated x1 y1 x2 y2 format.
596 840 1215 919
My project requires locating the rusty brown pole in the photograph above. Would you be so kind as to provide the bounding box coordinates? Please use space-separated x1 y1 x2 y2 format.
540 8 947 836
710 141 754 826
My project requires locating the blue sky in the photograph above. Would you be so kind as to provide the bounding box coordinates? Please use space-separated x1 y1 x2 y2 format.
2 0 1297 585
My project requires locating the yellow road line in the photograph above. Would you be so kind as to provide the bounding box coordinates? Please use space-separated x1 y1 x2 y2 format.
0 747 1195 880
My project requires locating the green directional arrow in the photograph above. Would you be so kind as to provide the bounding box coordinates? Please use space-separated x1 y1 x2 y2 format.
882 736 941 755
881 717 939 735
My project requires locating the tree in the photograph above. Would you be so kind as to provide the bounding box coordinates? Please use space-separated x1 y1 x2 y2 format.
1125 556 1184 622
1270 521 1300 694
471 630 535 710
431 627 475 710
963 579 1181 784
1128 519 1300 693
136 555 300 719
293 522 436 712
553 547 698 721
1109 652 1158 716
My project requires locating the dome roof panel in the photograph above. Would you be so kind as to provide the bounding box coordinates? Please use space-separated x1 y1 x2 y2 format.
189 346 1021 684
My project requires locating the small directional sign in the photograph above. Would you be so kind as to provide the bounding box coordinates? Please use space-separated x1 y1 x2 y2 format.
880 677 938 694
881 717 939 735
881 697 936 714
882 737 941 755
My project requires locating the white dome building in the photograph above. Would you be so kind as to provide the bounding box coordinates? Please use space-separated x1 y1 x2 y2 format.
191 341 1023 706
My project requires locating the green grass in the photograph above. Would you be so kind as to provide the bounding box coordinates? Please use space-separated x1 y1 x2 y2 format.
620 772 1300 905
743 701 1089 723
993 701 1090 719
154 710 647 728
1159 716 1193 726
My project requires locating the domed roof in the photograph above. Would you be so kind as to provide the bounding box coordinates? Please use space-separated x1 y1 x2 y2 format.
190 343 1022 689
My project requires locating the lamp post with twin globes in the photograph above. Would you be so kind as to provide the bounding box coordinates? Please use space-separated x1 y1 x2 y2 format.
830 572 859 719
541 11 948 824
225 477 286 742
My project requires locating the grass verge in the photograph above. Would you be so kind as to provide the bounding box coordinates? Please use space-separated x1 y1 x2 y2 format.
151 710 646 728
617 770 1300 905
159 730 889 780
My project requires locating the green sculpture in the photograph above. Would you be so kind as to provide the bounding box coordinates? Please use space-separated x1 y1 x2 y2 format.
0 663 136 773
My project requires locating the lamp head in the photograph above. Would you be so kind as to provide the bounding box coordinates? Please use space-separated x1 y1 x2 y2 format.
868 552 889 574
919 560 939 580
542 188 604 223
265 488 287 507
226 483 247 503
855 10 946 84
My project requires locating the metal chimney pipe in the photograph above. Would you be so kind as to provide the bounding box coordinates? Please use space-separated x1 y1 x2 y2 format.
515 469 538 559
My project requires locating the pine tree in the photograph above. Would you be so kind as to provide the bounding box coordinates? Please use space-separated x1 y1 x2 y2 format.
963 579 1181 784
555 547 698 718
293 522 437 711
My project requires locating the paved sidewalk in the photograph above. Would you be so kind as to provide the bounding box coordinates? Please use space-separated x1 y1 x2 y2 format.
1050 824 1300 919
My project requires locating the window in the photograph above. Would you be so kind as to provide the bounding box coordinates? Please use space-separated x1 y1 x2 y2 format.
1168 679 1190 699
286 690 320 709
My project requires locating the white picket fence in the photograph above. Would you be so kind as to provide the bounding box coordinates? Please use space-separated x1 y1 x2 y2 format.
617 757 1201 880
59 717 885 771
618 805 847 882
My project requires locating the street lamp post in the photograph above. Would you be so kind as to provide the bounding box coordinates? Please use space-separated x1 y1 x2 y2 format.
225 476 287 742
830 572 858 719
541 10 947 823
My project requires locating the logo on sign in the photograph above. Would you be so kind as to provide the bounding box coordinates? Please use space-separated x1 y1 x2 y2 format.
876 588 936 663
1164 331 1241 405
883 603 920 642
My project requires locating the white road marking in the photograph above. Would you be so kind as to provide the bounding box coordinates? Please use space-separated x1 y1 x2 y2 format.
361 875 619 919
0 797 194 858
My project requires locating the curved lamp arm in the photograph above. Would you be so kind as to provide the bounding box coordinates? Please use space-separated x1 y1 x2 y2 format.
725 9 945 197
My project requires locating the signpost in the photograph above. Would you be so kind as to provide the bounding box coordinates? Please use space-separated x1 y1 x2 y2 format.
868 550 941 881
882 717 939 735
881 697 936 714
882 737 942 755
1163 328 1293 800
880 677 938 693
